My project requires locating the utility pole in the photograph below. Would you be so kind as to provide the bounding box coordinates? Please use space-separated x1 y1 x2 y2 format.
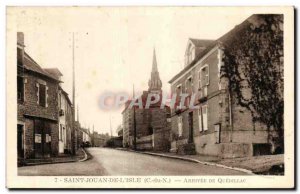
71 32 76 155
133 84 137 151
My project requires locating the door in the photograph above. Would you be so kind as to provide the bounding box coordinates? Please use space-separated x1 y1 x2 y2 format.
188 112 194 143
43 122 52 157
34 119 51 158
17 124 24 158
214 124 221 144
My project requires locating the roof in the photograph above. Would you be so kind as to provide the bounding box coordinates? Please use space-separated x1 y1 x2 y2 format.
59 86 72 106
189 38 214 48
169 14 254 83
23 52 61 82
44 68 63 80
80 127 90 135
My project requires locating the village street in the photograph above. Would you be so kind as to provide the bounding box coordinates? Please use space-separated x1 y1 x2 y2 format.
18 148 248 176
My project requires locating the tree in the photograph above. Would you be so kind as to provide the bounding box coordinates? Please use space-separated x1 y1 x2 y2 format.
220 15 284 153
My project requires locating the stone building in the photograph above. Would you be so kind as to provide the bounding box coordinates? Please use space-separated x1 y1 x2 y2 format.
169 14 283 158
17 32 61 159
43 68 74 155
57 87 73 154
122 49 171 151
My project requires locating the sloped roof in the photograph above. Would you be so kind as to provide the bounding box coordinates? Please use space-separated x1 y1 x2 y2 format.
189 38 214 48
80 127 90 135
169 14 254 83
23 52 61 82
44 68 63 80
59 86 72 106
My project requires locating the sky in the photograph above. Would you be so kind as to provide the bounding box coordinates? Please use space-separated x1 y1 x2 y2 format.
10 7 252 135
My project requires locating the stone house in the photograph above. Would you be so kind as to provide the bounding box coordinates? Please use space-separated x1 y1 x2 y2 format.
43 68 74 155
122 49 171 151
17 32 61 159
57 86 73 154
169 14 283 158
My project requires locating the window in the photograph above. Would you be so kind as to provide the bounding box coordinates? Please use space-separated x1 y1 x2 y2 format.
17 76 24 102
200 65 209 87
148 126 153 135
199 65 209 98
198 105 208 131
36 81 48 107
176 84 182 108
185 77 193 93
39 84 46 107
190 47 195 62
178 116 183 137
176 84 182 95
186 44 195 66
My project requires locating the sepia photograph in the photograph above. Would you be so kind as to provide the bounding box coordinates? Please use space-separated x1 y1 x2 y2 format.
6 6 294 189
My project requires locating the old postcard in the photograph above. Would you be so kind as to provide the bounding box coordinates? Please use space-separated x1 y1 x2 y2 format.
6 6 294 189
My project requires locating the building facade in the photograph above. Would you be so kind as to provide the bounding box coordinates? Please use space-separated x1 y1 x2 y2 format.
43 68 74 155
17 32 61 159
57 87 73 154
169 14 283 158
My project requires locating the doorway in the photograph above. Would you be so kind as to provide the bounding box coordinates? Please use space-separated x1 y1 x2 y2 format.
188 112 194 143
34 119 52 158
17 124 24 158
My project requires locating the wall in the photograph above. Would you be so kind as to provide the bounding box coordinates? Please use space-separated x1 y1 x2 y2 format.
18 70 60 159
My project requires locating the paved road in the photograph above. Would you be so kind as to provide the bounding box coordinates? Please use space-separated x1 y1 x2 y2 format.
18 148 248 176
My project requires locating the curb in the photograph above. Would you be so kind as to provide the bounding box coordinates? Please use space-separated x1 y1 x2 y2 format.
78 148 88 162
116 148 254 175
21 148 88 166
23 160 77 166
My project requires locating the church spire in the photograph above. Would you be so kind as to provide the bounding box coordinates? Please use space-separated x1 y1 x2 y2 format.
152 48 158 72
148 48 162 93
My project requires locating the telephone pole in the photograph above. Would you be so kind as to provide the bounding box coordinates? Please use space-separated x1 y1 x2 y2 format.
71 32 76 155
133 84 137 150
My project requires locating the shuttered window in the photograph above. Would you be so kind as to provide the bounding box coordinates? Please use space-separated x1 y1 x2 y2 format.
198 105 208 131
202 105 208 131
178 116 183 137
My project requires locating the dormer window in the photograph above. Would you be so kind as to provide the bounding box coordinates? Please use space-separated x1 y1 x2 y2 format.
185 44 195 66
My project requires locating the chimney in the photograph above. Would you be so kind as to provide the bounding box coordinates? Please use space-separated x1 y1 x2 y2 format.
17 32 25 66
17 32 24 47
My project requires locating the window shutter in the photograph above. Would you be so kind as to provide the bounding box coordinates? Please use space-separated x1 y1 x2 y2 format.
203 106 208 131
203 86 208 97
206 66 210 86
198 109 202 132
199 71 202 89
178 116 183 137
45 86 49 107
36 83 39 104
